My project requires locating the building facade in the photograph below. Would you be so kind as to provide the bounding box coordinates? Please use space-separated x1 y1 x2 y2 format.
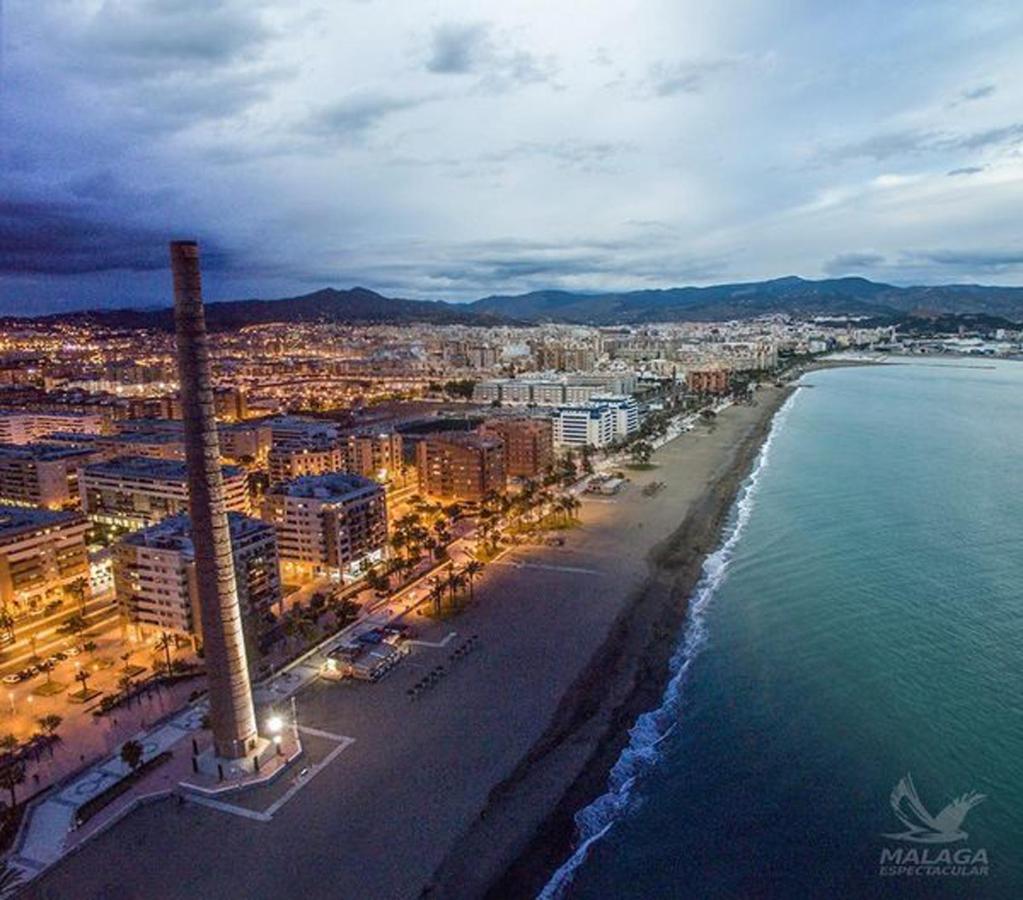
80 456 250 530
262 473 388 582
114 513 280 671
0 411 104 444
416 432 506 501
0 506 90 613
478 418 554 478
0 443 100 508
553 405 616 448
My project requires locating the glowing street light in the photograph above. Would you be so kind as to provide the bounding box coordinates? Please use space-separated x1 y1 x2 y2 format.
266 715 283 735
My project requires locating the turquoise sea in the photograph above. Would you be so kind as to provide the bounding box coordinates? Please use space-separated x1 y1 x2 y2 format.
543 360 1023 899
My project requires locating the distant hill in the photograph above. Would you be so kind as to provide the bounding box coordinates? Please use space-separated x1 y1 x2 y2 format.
27 287 509 331
11 276 1023 329
469 276 1023 323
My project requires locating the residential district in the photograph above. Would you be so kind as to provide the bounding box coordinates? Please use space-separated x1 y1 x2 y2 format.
0 297 1019 887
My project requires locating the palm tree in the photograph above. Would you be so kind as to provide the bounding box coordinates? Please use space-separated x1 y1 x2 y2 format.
0 611 14 645
0 762 25 808
65 576 91 614
155 632 174 674
58 613 88 644
464 560 484 603
0 860 24 898
37 714 61 737
448 571 466 608
120 739 144 773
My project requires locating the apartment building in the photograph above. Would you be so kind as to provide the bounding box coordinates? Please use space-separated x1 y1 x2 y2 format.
114 513 281 666
0 411 104 444
344 431 404 482
478 418 554 478
553 405 616 448
268 439 345 485
262 473 388 582
0 443 101 508
686 369 730 395
416 432 506 501
0 506 90 612
80 456 250 530
589 394 640 440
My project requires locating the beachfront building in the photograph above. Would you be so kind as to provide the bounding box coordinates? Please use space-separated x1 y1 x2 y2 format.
80 456 250 531
589 394 640 440
0 506 90 614
553 405 616 449
0 443 101 508
262 473 388 583
416 432 506 502
113 513 281 665
478 418 554 478
686 368 730 395
0 411 104 444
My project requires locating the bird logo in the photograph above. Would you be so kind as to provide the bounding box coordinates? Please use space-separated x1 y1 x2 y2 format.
884 774 986 844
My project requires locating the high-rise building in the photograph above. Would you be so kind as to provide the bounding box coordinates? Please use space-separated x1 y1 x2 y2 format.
416 432 506 501
478 418 554 478
79 456 250 530
589 394 640 440
0 506 90 614
172 239 257 760
113 513 281 673
262 473 388 583
553 405 616 448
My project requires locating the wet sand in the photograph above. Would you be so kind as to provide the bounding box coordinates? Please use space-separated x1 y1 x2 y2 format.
27 386 793 900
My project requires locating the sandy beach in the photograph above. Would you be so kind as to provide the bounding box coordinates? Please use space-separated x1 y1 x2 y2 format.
26 385 793 900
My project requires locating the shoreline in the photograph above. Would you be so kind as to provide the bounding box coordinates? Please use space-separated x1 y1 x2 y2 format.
423 385 796 899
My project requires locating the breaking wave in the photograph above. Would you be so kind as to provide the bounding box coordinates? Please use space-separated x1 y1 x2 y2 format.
538 394 797 900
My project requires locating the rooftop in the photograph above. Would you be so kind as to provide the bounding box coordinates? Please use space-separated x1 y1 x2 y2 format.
271 472 382 501
0 505 85 536
83 456 243 481
0 442 97 461
422 431 503 450
120 512 272 554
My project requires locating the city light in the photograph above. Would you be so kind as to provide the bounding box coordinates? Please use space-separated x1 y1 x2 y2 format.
265 715 283 735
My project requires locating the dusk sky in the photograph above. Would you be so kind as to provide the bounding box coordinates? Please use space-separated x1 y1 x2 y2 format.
3 0 1023 313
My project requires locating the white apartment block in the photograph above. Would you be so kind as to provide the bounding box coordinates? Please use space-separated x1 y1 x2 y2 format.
589 394 640 440
553 405 616 448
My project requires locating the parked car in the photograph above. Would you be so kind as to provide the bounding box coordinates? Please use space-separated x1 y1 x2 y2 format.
54 652 68 661
65 647 81 657
2 673 22 685
26 666 40 677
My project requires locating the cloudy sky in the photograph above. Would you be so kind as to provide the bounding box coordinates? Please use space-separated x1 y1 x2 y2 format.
3 0 1023 313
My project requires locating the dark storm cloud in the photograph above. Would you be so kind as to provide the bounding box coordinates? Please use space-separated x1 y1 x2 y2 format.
70 0 272 76
0 200 228 275
823 252 885 274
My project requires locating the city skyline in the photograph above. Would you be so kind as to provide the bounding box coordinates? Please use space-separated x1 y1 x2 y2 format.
4 1 1023 312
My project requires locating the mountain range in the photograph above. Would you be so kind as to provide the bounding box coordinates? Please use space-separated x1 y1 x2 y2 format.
19 276 1023 329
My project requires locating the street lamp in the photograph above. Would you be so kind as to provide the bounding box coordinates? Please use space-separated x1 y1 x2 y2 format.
266 714 283 736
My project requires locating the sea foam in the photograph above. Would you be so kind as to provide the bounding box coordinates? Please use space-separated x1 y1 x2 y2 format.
538 393 797 900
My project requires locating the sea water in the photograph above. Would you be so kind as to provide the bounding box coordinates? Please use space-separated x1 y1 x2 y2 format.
544 360 1023 899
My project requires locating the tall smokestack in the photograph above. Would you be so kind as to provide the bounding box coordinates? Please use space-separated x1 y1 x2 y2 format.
171 240 257 759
